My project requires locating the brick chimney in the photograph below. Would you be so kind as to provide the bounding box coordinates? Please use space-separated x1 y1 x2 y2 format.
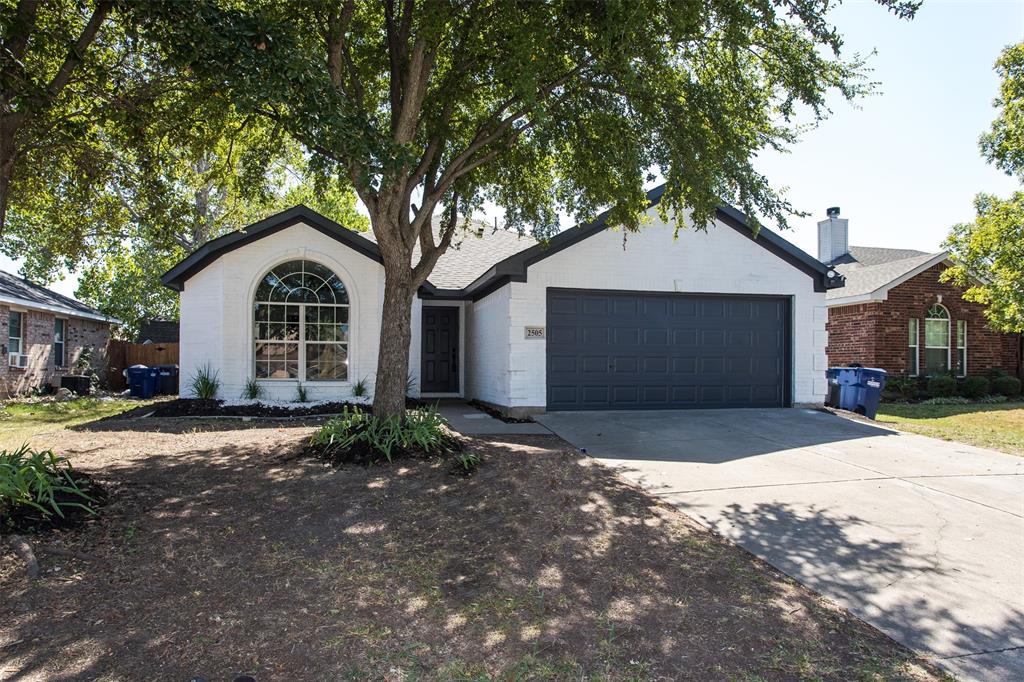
817 206 849 264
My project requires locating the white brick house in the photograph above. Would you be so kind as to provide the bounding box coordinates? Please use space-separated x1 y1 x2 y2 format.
162 184 842 414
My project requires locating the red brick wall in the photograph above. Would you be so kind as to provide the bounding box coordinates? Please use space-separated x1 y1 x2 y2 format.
0 304 111 397
826 263 1020 377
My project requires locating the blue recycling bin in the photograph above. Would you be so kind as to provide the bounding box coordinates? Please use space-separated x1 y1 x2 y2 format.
126 364 159 399
155 364 179 395
826 367 861 410
851 367 887 419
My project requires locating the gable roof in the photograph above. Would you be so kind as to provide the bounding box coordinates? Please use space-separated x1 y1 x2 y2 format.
162 185 842 299
826 246 949 304
0 269 115 323
438 184 843 300
161 205 382 292
362 217 537 290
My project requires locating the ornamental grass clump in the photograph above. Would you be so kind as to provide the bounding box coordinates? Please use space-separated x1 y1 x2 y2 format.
308 406 458 465
1 445 102 533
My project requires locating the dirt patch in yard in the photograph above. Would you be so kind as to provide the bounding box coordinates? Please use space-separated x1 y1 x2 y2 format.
0 419 948 681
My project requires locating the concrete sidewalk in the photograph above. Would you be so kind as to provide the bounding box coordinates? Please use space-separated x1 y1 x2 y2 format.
536 408 1024 681
432 400 552 436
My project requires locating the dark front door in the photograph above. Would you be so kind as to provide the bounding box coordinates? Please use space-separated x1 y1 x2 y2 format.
546 289 790 410
421 306 459 393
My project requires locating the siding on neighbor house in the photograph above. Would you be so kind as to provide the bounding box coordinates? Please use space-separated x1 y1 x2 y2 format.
178 221 423 401
467 208 830 411
826 262 1020 377
0 303 110 397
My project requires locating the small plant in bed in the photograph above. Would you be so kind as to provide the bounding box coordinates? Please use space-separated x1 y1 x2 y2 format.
308 405 459 465
450 451 482 477
241 377 263 400
1 445 104 534
189 364 220 399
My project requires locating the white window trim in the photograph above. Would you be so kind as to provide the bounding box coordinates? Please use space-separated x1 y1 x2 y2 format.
908 318 920 376
8 309 23 358
956 319 967 378
924 304 951 376
254 302 350 383
53 317 67 368
251 259 353 385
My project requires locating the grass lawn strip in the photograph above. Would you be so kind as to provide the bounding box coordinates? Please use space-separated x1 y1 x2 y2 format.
0 397 157 449
875 402 1024 456
0 417 950 681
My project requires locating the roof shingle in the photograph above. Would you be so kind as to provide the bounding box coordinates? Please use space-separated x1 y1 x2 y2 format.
0 269 110 320
826 246 945 300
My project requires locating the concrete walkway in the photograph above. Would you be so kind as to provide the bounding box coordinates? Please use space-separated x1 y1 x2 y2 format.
535 408 1024 681
432 400 552 436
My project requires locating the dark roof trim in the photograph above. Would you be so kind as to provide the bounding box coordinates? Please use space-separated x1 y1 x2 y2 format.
160 205 383 292
163 189 843 300
436 184 843 301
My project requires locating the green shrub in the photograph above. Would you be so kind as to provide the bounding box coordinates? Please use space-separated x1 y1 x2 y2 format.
189 364 220 400
962 376 990 399
1 445 99 530
296 383 309 403
241 377 263 400
884 376 919 401
309 406 455 463
921 396 970 405
977 394 1008 404
927 375 957 398
991 375 1022 398
452 451 482 475
352 378 369 398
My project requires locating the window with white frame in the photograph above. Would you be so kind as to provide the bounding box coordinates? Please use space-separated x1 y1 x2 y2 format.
924 303 950 375
253 260 349 381
8 311 22 358
54 318 66 368
956 320 967 377
908 318 919 376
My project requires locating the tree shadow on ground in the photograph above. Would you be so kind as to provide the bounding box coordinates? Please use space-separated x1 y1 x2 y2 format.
536 408 898 464
677 499 1024 680
1 427 955 681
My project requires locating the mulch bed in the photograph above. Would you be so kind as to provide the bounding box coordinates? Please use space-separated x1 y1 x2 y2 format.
112 398 365 420
0 421 947 681
467 399 535 423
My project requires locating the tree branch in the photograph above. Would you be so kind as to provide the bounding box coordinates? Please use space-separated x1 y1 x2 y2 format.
4 0 41 63
42 0 112 103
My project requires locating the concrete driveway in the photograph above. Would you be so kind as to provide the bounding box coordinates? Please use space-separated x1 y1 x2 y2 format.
535 408 1024 681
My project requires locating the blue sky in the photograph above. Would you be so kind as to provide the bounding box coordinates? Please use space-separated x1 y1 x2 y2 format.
4 0 1021 297
755 0 1022 258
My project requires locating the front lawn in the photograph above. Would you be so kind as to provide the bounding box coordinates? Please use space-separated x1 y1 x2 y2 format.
875 402 1024 456
0 397 155 449
0 418 947 680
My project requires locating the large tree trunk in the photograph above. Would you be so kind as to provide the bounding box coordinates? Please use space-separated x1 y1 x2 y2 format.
372 235 416 418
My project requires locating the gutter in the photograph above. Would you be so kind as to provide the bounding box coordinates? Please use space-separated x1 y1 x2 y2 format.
0 294 121 325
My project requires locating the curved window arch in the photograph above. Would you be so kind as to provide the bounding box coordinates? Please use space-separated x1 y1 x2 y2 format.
924 303 950 375
253 260 349 381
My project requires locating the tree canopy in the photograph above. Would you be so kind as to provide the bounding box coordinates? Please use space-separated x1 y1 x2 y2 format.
944 42 1024 333
2 1 366 336
139 0 919 414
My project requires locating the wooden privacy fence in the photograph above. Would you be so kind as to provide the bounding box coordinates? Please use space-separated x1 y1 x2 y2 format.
106 341 180 391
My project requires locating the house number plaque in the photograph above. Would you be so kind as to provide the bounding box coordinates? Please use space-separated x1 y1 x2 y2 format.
524 326 546 339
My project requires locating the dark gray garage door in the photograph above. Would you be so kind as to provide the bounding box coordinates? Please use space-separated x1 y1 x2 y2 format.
546 289 789 410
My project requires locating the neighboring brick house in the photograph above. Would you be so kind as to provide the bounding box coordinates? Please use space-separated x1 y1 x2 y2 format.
819 209 1020 379
0 270 118 397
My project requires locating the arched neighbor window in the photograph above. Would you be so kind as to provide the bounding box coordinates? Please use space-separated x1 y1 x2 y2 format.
924 303 950 376
253 260 349 381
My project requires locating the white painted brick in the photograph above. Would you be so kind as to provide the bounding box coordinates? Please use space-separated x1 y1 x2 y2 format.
494 209 828 408
179 222 389 401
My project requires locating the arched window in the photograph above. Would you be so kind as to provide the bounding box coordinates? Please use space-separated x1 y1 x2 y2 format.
924 303 950 376
253 260 349 381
